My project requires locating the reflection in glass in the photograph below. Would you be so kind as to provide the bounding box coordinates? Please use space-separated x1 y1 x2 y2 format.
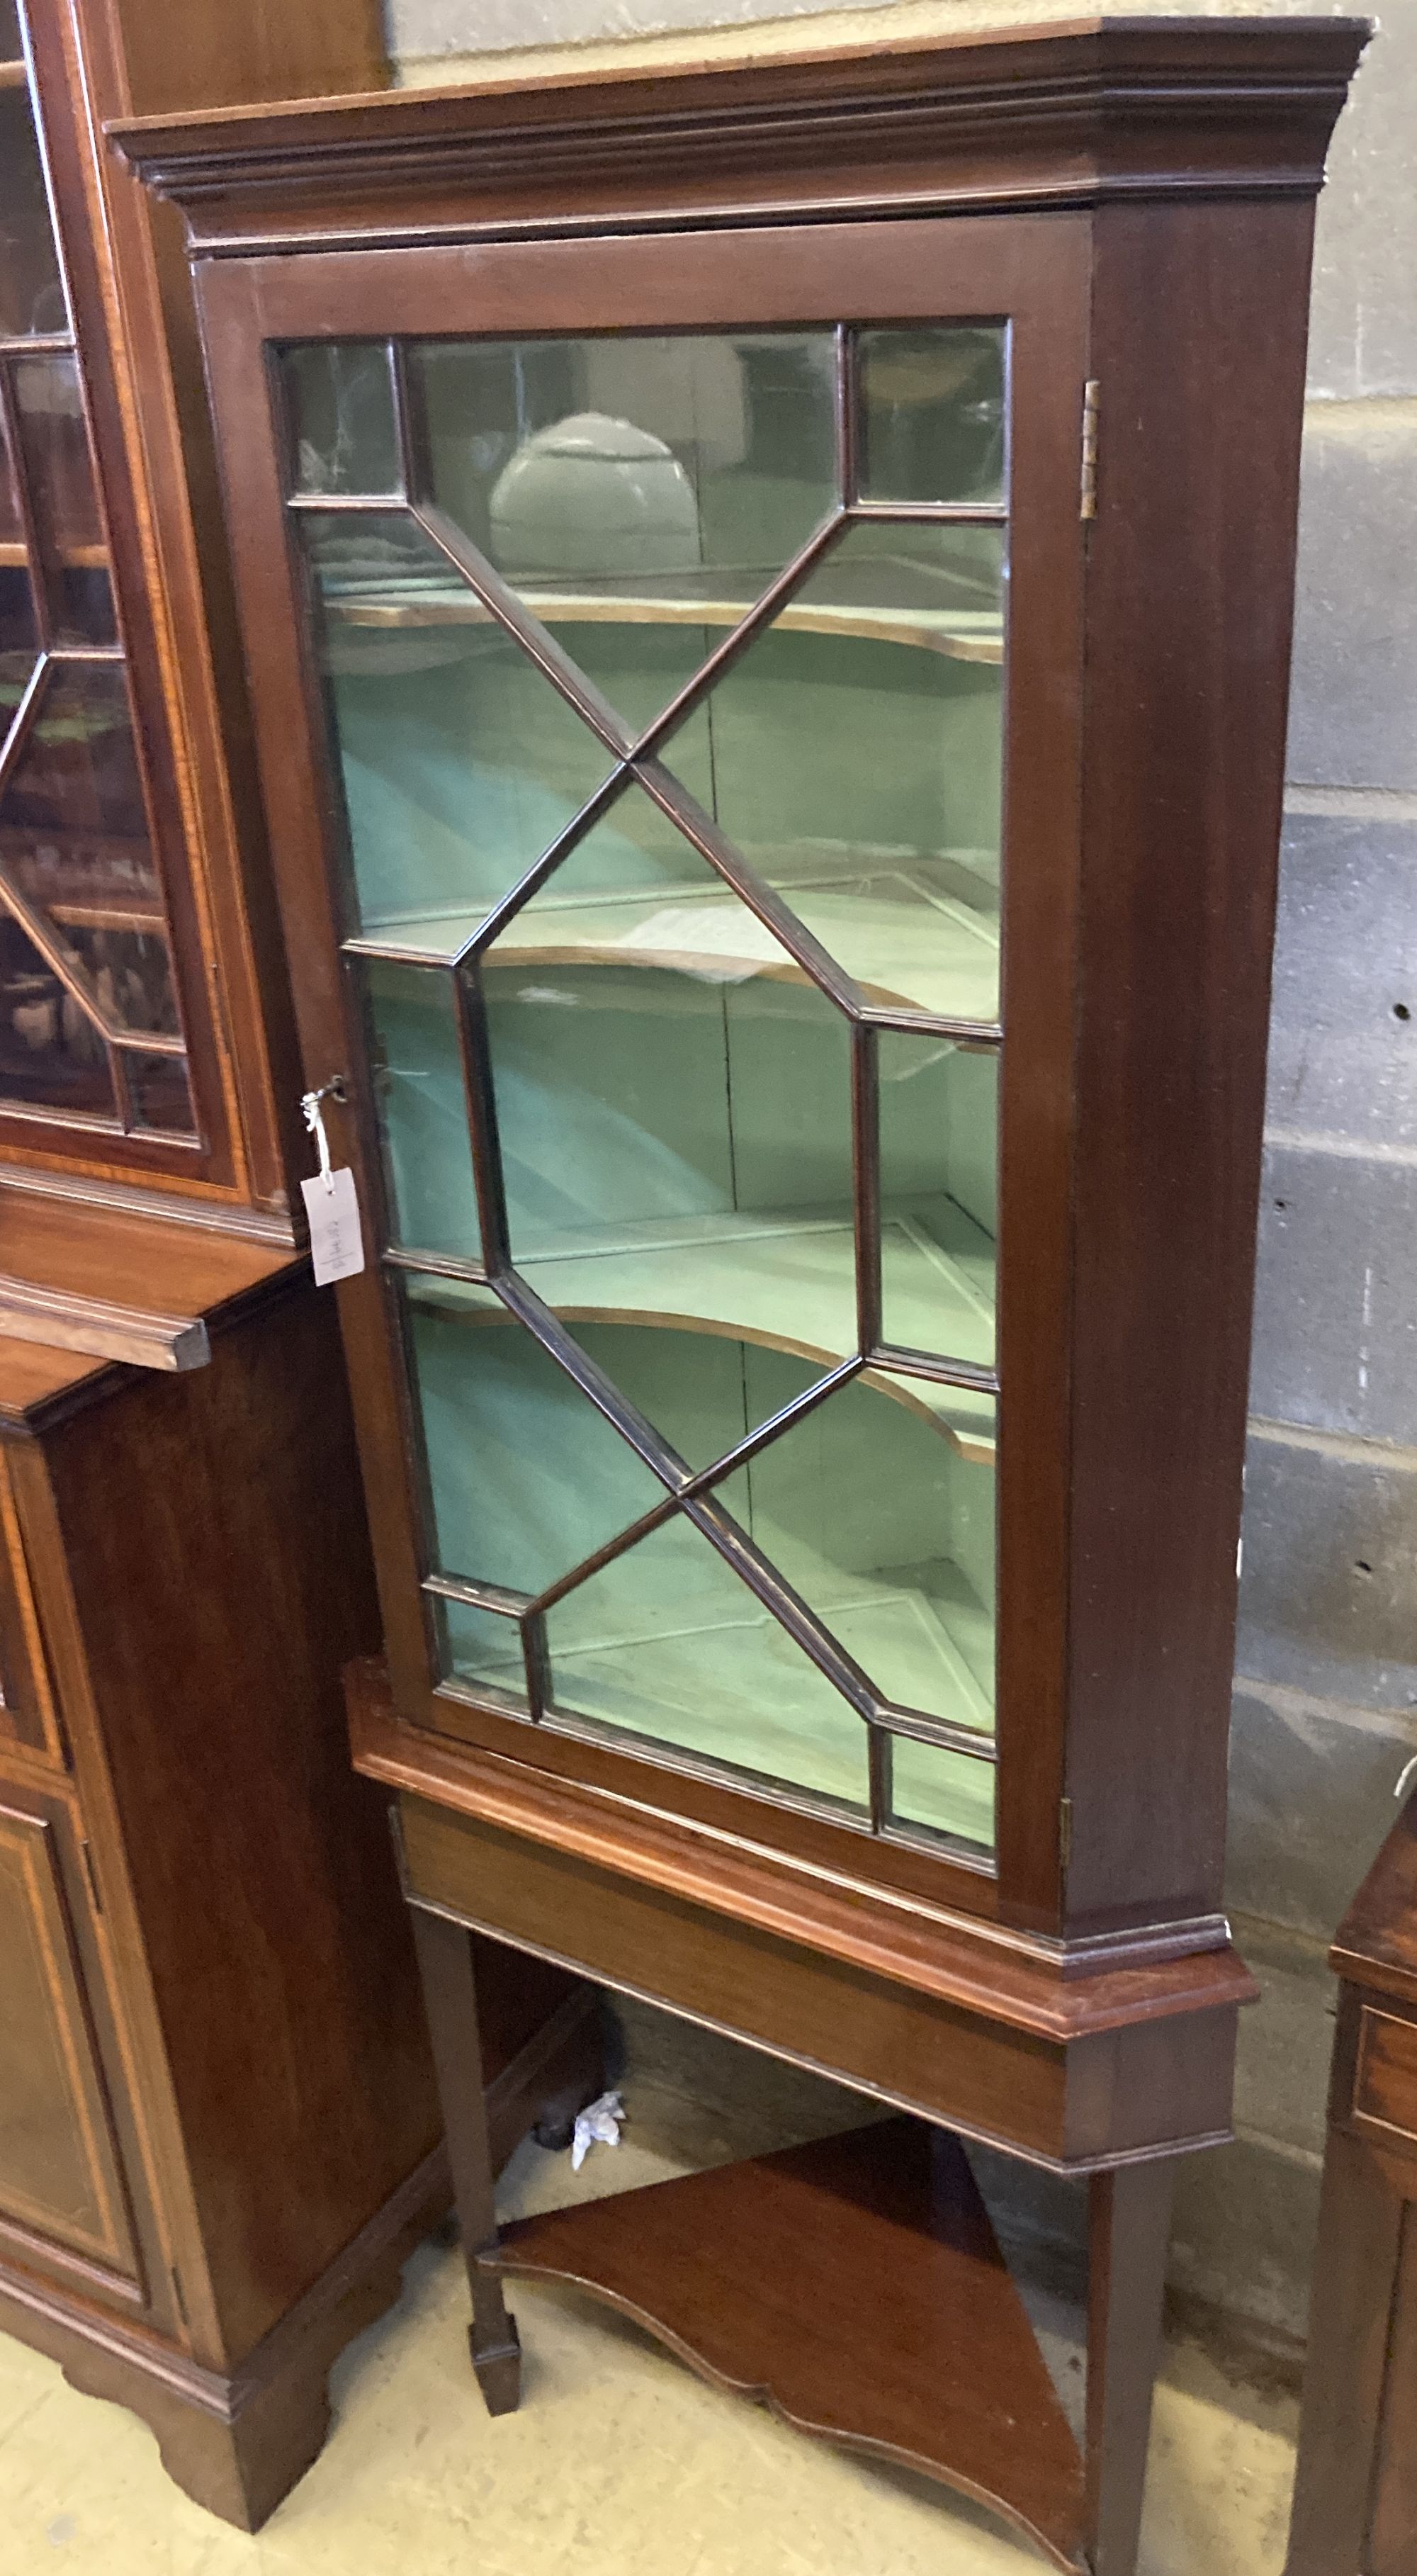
888 1731 995 1851
722 1363 996 1737
0 663 180 1071
859 327 1006 505
11 354 115 644
879 1034 996 1364
284 342 400 497
545 1507 868 1810
0 911 115 1117
0 378 33 669
402 1273 665 1597
1 658 152 851
125 1050 195 1136
410 331 837 730
436 1597 528 1703
0 85 65 340
301 510 616 950
0 390 37 663
668 521 1004 1020
360 960 480 1261
0 381 35 680
59 926 180 1036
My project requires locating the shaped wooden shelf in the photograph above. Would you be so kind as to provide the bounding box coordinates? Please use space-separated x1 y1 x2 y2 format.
324 579 1005 665
361 871 1002 1023
412 1205 997 1460
485 2115 1085 2572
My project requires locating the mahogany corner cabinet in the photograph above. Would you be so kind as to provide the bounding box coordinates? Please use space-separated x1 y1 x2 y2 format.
116 20 1364 2570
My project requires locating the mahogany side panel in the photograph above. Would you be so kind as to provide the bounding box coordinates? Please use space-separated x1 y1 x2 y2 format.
1063 196 1319 1933
35 1280 439 2366
107 0 388 122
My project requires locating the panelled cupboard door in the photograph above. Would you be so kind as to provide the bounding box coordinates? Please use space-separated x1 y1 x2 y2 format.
0 1778 147 2308
194 211 1090 1928
0 1446 62 1762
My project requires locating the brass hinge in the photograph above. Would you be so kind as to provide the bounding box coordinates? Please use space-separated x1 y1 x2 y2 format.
79 1838 103 1917
1059 1796 1073 1882
1080 379 1100 521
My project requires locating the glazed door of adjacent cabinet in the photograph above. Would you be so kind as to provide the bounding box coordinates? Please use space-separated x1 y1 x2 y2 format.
0 1 227 1176
202 216 1089 1928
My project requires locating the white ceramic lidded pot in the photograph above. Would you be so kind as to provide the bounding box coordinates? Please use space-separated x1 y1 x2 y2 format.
490 412 701 581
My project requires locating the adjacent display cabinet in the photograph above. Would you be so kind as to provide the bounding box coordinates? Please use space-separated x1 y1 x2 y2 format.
0 1217 599 2528
120 18 1365 2570
0 0 600 2532
1287 1792 1417 2576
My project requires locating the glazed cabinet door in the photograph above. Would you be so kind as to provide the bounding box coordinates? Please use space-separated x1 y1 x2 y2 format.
0 1773 149 2311
199 215 1088 1928
0 4 232 1180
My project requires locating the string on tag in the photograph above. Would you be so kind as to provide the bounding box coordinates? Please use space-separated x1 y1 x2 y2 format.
301 1086 337 1195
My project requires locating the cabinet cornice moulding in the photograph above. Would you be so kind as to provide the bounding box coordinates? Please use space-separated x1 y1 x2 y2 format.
108 16 1370 248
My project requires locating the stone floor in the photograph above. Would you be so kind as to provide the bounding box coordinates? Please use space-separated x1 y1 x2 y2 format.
0 2010 1305 2576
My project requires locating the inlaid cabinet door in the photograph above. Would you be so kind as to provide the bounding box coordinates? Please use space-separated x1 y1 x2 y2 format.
0 1782 144 2302
0 1449 63 1762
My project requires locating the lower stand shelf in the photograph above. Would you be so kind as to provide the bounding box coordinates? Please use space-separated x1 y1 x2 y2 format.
482 2115 1088 2572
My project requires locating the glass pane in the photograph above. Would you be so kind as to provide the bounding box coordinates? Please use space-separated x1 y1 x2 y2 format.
0 662 169 986
0 4 23 59
125 1050 195 1135
0 625 33 726
545 1507 868 1811
0 85 65 339
410 331 837 733
435 1597 528 1702
0 911 115 1117
11 354 115 646
725 1362 996 1736
859 327 1006 505
667 520 1004 1021
402 1273 665 1595
60 926 181 1037
888 1732 995 1852
484 792 859 1373
284 343 400 497
0 389 38 681
359 960 480 1261
879 1033 996 1366
301 510 616 952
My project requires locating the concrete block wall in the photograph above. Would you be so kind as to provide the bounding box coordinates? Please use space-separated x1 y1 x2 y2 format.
384 0 1415 2350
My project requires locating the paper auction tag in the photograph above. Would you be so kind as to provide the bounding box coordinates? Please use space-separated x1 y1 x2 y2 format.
301 1167 366 1286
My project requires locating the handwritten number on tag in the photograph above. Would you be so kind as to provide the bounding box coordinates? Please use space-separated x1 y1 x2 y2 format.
301 1167 365 1286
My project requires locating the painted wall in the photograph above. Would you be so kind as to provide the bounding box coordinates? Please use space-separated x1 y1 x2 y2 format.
382 0 1417 2349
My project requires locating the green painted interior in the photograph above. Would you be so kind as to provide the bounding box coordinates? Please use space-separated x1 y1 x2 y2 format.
301 327 1005 1856
407 1276 996 1838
